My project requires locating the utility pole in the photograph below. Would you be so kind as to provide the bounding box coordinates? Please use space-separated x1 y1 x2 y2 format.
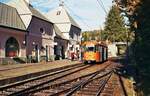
100 26 102 41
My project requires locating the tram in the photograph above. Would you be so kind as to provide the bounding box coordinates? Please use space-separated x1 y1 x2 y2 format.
81 41 108 64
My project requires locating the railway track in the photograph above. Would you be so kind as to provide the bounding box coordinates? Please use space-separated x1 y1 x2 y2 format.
0 61 127 96
26 63 112 96
65 70 113 96
29 63 127 96
100 72 128 96
0 62 83 86
31 69 127 96
0 63 90 96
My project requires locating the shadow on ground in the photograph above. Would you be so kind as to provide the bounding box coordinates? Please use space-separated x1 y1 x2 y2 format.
110 56 150 96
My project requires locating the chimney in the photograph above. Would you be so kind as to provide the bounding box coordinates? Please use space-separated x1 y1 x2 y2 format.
59 0 64 7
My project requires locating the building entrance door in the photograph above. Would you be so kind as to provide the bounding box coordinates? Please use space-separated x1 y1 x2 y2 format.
5 37 19 57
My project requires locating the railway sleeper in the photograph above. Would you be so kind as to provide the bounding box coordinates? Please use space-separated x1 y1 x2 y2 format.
88 82 100 86
42 89 57 93
76 91 97 96
102 89 114 94
79 88 98 92
33 92 49 96
101 93 113 96
83 86 99 90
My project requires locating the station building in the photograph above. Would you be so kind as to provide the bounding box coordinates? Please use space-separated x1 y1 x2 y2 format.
0 0 81 63
7 0 54 62
46 3 81 59
53 24 68 59
0 3 26 58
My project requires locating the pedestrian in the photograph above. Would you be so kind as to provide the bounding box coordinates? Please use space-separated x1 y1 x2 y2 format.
76 50 80 60
71 52 74 61
67 50 70 60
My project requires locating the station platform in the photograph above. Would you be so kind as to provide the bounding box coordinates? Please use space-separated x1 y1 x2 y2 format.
0 60 81 86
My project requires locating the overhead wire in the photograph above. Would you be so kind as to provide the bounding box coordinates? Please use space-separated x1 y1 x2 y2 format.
96 0 107 14
95 0 109 40
64 0 109 31
96 0 127 42
63 2 93 30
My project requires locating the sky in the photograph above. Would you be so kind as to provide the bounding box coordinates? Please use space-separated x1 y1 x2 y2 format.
1 0 113 31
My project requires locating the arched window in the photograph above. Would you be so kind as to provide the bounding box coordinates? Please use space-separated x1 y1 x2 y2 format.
40 28 45 35
5 37 19 57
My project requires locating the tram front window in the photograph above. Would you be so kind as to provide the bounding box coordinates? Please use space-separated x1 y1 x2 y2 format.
86 47 95 51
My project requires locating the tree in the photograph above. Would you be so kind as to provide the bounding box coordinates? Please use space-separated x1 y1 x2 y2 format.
82 32 89 41
104 5 126 42
82 30 103 42
116 0 150 95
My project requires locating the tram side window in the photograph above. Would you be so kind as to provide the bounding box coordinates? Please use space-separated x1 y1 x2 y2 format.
98 46 102 52
95 45 99 52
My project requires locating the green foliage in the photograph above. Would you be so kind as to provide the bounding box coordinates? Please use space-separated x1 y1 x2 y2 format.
82 32 90 41
104 5 127 42
134 0 150 77
82 30 102 41
118 0 150 95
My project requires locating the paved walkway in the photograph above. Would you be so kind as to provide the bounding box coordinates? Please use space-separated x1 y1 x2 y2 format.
0 60 81 81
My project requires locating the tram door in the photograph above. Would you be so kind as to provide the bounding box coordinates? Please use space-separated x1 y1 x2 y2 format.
103 47 107 61
99 45 103 62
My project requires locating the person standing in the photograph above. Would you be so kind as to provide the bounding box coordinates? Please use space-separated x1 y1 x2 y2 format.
71 52 74 61
67 50 70 60
76 50 80 60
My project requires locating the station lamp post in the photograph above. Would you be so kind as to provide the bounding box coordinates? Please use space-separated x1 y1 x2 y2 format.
22 40 27 63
